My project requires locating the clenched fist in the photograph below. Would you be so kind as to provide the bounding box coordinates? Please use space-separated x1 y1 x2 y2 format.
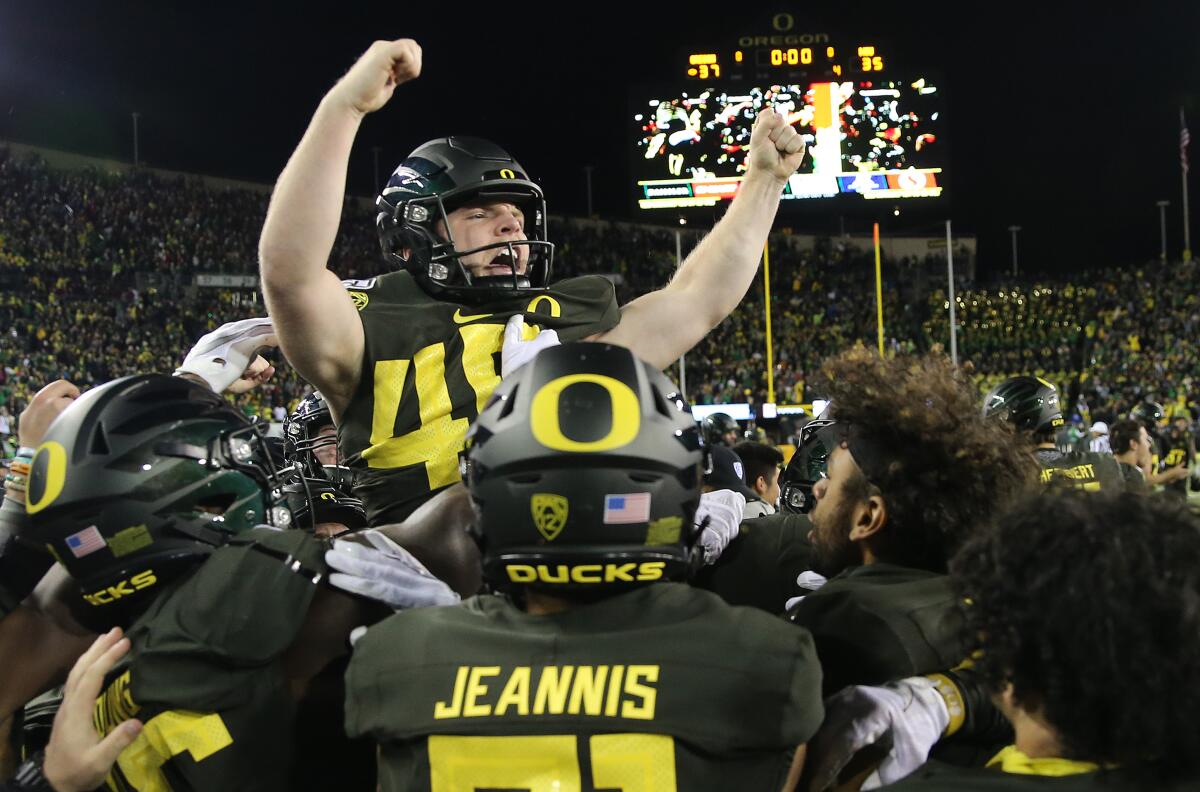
328 39 422 116
747 108 807 184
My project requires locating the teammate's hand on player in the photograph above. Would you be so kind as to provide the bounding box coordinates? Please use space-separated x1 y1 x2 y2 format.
326 529 460 611
174 317 278 395
501 316 561 378
695 489 746 565
43 628 142 792
747 108 806 184
328 39 422 116
803 677 947 792
18 380 81 449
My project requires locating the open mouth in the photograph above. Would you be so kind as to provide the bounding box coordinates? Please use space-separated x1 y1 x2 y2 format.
483 251 520 274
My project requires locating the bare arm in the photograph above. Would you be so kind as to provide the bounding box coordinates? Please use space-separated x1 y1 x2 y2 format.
259 39 422 415
0 566 96 723
596 109 805 369
781 744 806 792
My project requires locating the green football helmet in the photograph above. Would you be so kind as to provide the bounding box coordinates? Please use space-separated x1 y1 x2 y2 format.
25 374 289 630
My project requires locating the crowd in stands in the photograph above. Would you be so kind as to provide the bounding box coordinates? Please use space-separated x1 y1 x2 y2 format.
2 145 1198 434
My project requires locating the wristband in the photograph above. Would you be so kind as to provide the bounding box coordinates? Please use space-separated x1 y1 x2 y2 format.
926 673 966 737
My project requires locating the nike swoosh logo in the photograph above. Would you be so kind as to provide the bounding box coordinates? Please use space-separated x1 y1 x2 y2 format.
452 309 494 324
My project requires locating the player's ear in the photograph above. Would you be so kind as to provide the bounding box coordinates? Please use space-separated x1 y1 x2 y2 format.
849 494 886 541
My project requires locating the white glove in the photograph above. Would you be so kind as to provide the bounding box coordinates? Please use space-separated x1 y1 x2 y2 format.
805 676 949 791
695 489 746 564
174 317 277 394
324 530 460 610
502 316 560 378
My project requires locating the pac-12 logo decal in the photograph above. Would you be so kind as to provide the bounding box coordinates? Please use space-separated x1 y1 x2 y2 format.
531 493 569 541
348 291 369 311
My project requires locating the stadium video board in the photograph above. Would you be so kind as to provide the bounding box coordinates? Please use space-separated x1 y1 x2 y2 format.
632 76 945 210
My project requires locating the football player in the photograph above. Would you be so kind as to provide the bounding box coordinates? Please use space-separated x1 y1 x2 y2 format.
1127 399 1190 489
1109 418 1151 492
344 342 825 791
778 352 1034 789
701 412 742 448
982 376 1125 492
1159 410 1195 501
260 39 807 525
281 391 366 538
880 491 1200 790
15 374 459 791
782 350 1037 695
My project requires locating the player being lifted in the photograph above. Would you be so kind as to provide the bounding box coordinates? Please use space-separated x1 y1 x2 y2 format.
260 38 806 525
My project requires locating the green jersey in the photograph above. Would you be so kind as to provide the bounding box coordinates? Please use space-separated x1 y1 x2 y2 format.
786 564 965 695
1034 449 1125 493
695 511 814 615
94 528 328 792
882 759 1195 790
1117 461 1147 493
339 272 621 525
1160 428 1194 496
345 583 824 792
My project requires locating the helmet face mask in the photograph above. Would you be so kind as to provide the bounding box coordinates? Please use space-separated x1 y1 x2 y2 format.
282 391 363 534
25 375 290 631
284 391 349 482
282 475 367 536
376 137 555 303
462 343 706 595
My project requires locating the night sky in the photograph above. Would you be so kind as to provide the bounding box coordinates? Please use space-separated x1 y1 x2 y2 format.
1 2 1197 279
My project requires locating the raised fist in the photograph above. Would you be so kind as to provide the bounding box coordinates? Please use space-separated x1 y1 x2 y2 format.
329 39 422 116
747 108 807 184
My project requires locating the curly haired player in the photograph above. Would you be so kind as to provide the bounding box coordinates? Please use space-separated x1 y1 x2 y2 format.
883 490 1200 789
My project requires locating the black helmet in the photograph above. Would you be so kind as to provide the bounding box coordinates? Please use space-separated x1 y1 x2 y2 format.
982 376 1064 434
24 374 289 631
282 475 367 535
283 391 351 484
779 418 842 514
701 412 740 447
461 342 706 592
376 136 554 303
1130 401 1165 431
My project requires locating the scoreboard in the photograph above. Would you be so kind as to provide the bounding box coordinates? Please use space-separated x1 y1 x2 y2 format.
631 24 946 211
684 39 890 83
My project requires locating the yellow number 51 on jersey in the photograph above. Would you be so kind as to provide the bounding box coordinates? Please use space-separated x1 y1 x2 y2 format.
429 733 676 792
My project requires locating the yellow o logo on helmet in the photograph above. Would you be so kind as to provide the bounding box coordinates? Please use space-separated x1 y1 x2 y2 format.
530 374 640 453
499 168 516 179
25 441 68 515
